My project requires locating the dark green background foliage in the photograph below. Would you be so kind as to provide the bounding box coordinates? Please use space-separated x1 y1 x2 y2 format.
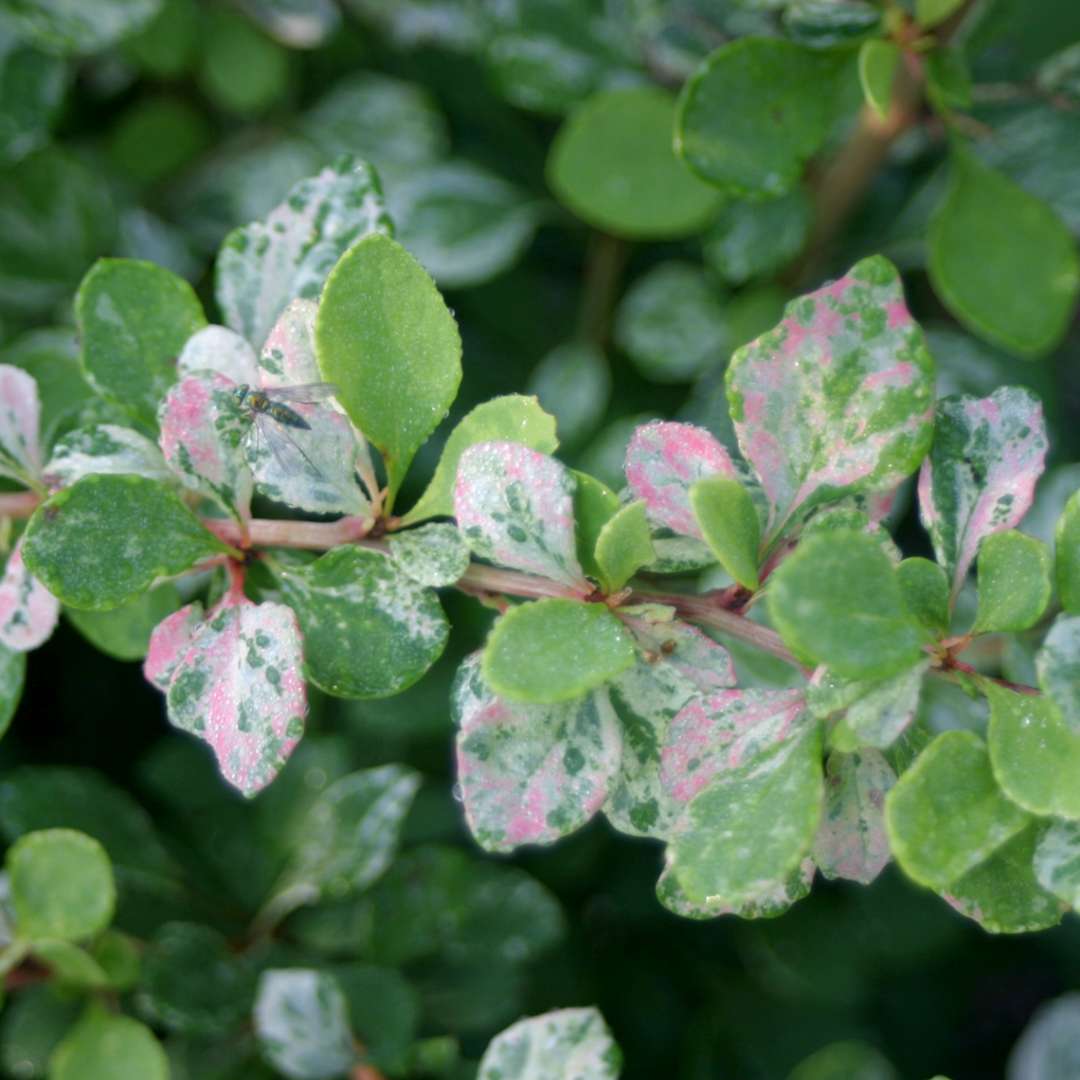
3 0 1080 1077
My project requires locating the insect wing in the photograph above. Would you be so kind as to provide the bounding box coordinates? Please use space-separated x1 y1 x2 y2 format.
251 412 324 480
262 382 339 405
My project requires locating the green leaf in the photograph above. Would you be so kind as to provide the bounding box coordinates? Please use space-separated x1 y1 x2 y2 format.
388 522 470 588
926 46 972 110
315 233 462 501
657 855 813 921
676 38 851 197
547 86 723 239
275 547 448 699
216 156 392 351
669 721 823 906
253 969 357 1080
22 475 233 611
858 40 899 119
972 530 1051 633
478 1008 621 1080
527 342 610 444
64 584 182 661
124 0 199 76
788 1041 898 1080
3 0 162 56
140 922 254 1036
0 35 66 165
1036 614 1080 732
7 828 115 941
594 501 655 593
401 394 558 526
106 97 209 188
483 599 636 704
928 148 1080 356
326 964 419 1074
0 985 81 1079
941 823 1064 933
75 258 206 430
885 730 1031 889
896 557 949 634
768 530 926 680
1033 818 1080 908
572 470 621 584
31 939 109 989
783 0 882 47
90 930 139 991
196 7 288 116
1056 490 1080 613
988 684 1080 819
915 0 965 28
50 1008 168 1080
690 475 761 589
0 644 25 743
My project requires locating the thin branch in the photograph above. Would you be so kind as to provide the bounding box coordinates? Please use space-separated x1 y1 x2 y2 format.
0 491 42 517
577 231 629 348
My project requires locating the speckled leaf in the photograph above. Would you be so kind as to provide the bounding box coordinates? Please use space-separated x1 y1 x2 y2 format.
455 441 588 592
812 749 894 884
159 374 252 525
690 475 762 589
217 156 392 350
478 1007 621 1080
885 730 1031 889
918 387 1048 600
1035 614 1080 733
0 536 59 652
594 500 655 593
1033 819 1080 908
727 255 934 544
42 424 171 490
1057 491 1080 614
1008 993 1080 1077
656 855 814 920
402 395 558 526
389 523 470 587
0 365 41 486
666 717 822 907
177 325 259 384
941 824 1064 934
972 530 1051 633
274 546 448 699
624 421 737 540
0 643 25 739
147 589 307 797
452 653 621 853
482 599 636 704
254 969 357 1080
256 299 320 387
75 258 206 431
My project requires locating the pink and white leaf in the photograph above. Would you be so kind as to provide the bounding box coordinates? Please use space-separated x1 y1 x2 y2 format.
0 365 42 486
624 421 737 539
455 441 589 592
0 536 59 652
452 652 621 852
918 386 1048 599
43 424 172 491
812 749 894 885
257 299 322 388
155 592 307 797
144 602 205 690
727 256 935 545
177 325 260 385
159 373 253 525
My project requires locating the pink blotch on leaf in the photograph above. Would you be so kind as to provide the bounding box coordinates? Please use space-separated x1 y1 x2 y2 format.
0 366 43 482
0 537 59 652
144 603 204 690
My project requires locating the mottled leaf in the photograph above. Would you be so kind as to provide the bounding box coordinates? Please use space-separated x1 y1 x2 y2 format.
1037 614 1080 732
918 387 1048 599
177 324 259 384
43 424 171 490
727 255 934 544
478 1007 621 1080
0 536 59 652
690 475 761 589
810 660 928 751
0 365 41 485
388 522 470 588
972 530 1051 633
217 156 392 351
1033 819 1080 908
452 653 621 852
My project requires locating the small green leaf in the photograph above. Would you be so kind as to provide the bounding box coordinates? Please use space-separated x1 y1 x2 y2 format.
972 530 1051 633
1033 818 1080 908
676 38 851 197
4 0 162 56
388 522 470 588
690 475 761 589
788 1041 899 1080
897 557 949 634
50 1008 168 1080
483 599 636 704
858 40 899 119
478 1008 621 1080
275 547 448 699
594 501 655 593
90 930 140 991
0 985 81 1078
926 46 972 110
1036 614 1080 732
8 828 115 941
316 233 462 502
572 470 621 585
401 394 558 526
197 7 289 116
1056 490 1080 614
548 86 722 239
768 530 926 680
928 148 1080 356
75 258 206 430
885 730 1031 889
0 37 65 166
31 939 109 989
22 474 232 611
327 964 419 1074
988 684 1080 819
915 0 965 28
64 584 183 661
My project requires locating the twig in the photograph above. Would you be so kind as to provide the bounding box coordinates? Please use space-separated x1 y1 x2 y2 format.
577 232 629 348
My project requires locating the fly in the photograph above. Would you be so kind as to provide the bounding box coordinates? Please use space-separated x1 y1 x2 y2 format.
233 382 340 478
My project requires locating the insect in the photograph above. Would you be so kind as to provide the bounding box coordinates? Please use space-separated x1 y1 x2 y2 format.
233 382 340 478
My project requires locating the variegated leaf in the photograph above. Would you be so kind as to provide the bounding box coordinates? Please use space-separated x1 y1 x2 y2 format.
812 749 895 884
159 374 253 526
727 255 934 545
478 1008 620 1080
216 155 393 350
146 589 307 797
452 652 621 852
918 386 1048 599
0 536 59 652
0 365 42 486
656 855 814 920
388 522 470 587
43 425 172 491
455 441 589 593
1033 818 1080 908
1037 614 1080 733
256 299 322 387
624 420 737 539
177 325 260 385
